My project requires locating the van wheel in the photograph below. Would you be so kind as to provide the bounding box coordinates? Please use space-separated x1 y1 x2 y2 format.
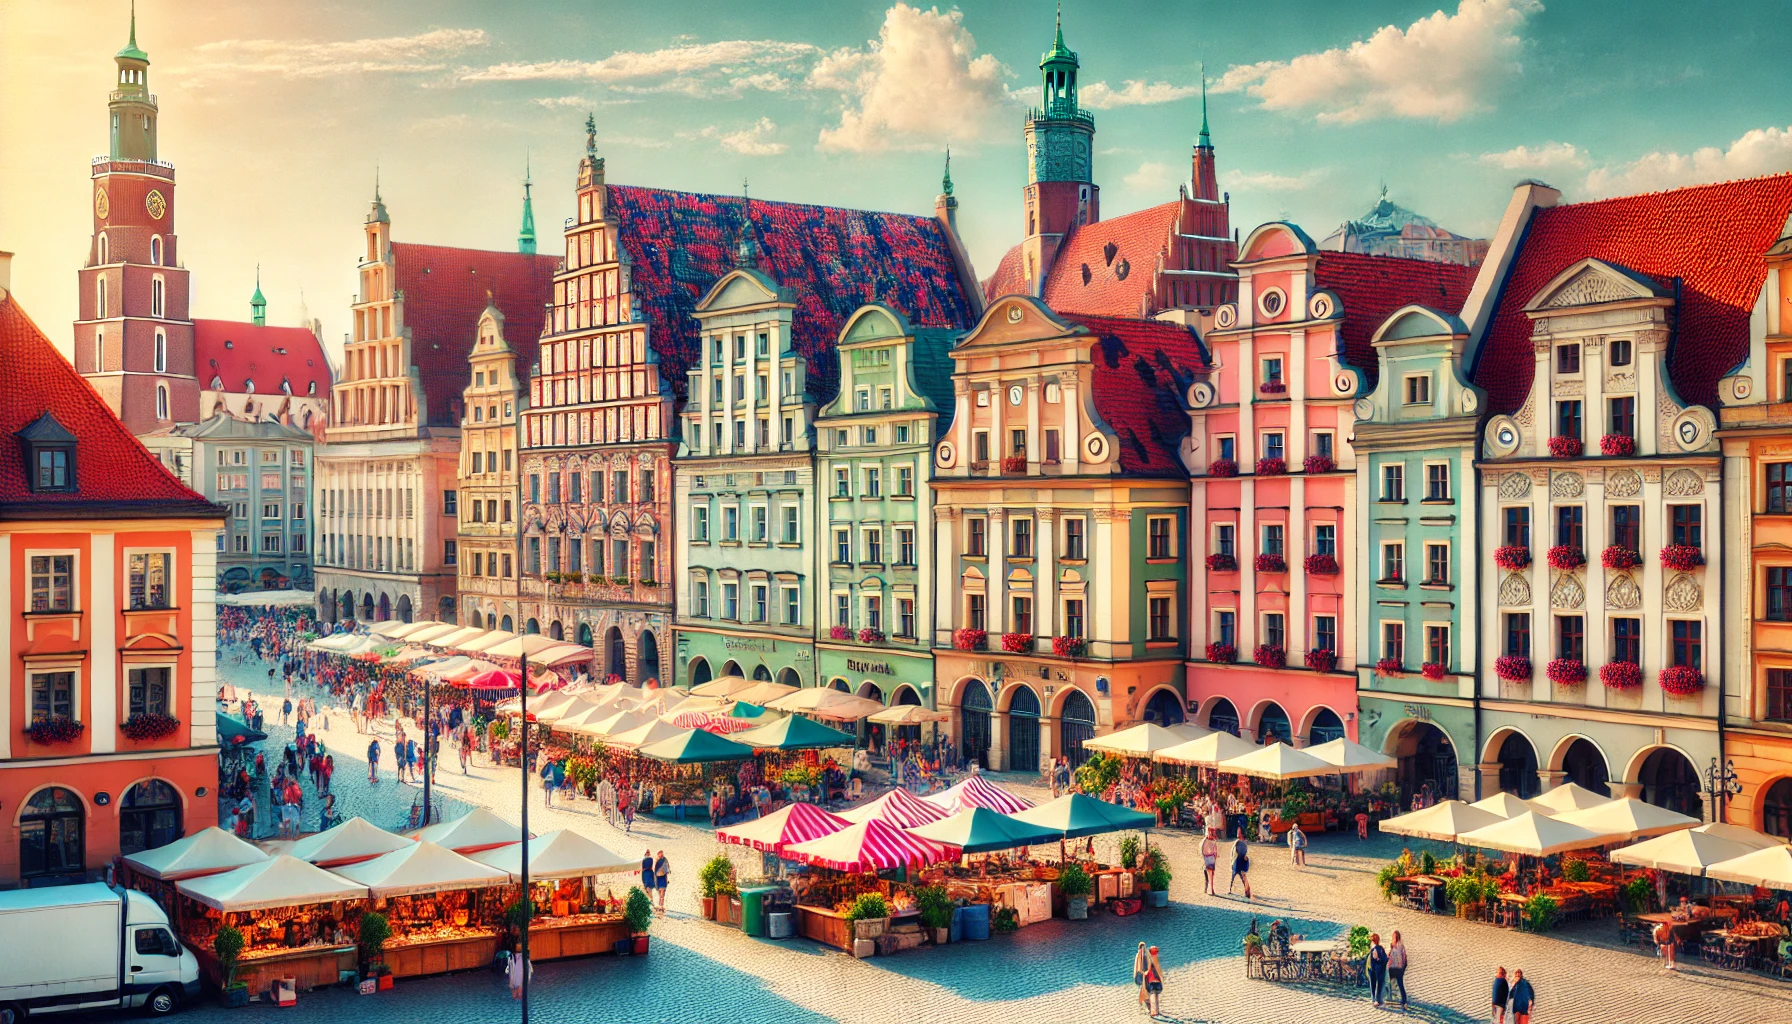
0 1003 22 1024
145 987 178 1017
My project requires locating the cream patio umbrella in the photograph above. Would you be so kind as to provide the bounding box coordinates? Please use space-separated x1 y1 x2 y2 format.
398 622 461 645
867 703 951 726
765 687 885 721
732 680 800 706
1377 800 1506 843
1553 797 1699 841
689 675 755 698
1215 742 1336 780
583 708 652 738
1304 737 1398 773
606 718 688 750
424 625 490 649
1081 723 1191 759
1454 811 1623 856
1470 792 1547 819
1691 822 1784 850
374 621 431 640
456 630 517 653
1526 783 1612 815
1154 730 1259 767
1706 844 1792 889
1612 828 1766 875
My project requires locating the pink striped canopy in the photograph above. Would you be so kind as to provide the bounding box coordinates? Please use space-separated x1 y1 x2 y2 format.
716 803 850 854
838 787 950 828
924 774 1034 815
670 711 756 735
782 818 960 873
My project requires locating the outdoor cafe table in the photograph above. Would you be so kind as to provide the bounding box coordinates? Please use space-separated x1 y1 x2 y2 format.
1637 908 1737 946
1395 875 1445 912
1288 939 1356 983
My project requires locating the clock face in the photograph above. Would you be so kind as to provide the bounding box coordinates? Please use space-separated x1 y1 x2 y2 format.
94 187 109 220
145 189 167 220
1007 385 1024 407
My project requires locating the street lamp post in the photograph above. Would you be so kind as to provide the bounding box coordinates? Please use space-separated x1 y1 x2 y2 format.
1707 757 1742 823
515 446 530 1024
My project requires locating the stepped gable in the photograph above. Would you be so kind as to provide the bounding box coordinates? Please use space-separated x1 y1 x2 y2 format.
391 242 559 426
0 292 214 513
1062 312 1207 477
608 185 975 403
1042 200 1184 317
193 320 332 398
1475 173 1792 413
1315 251 1476 392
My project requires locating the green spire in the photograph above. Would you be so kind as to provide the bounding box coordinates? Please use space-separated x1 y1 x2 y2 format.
1049 0 1070 59
117 0 148 62
518 154 537 254
942 149 954 196
250 265 267 326
1198 61 1211 148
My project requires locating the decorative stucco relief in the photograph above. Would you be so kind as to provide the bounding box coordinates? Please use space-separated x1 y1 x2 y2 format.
1498 473 1532 501
1550 572 1585 610
1664 469 1704 496
1606 573 1642 610
1550 472 1585 499
1500 572 1532 607
1663 572 1703 612
1605 469 1642 498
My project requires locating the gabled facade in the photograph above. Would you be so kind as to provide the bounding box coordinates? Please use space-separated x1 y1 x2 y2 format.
932 297 1200 771
456 304 525 635
813 304 955 727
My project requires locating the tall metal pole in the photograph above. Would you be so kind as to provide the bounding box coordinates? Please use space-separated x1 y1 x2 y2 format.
422 660 432 826
515 426 530 1024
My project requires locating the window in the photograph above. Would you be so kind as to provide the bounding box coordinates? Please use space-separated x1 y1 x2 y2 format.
1557 615 1585 662
128 552 171 610
1311 432 1334 461
1671 620 1702 669
863 427 878 446
1610 338 1632 367
1262 523 1284 557
1262 356 1284 388
864 467 881 497
1611 505 1641 554
967 594 986 632
1217 436 1236 462
1426 625 1450 667
865 595 883 631
723 506 738 541
1313 615 1337 653
1262 431 1285 462
1382 463 1405 501
1214 523 1235 557
1010 429 1027 458
752 506 768 543
1381 542 1405 583
151 278 165 319
896 465 914 496
642 472 655 503
529 475 541 503
1064 518 1086 560
967 518 986 556
864 529 883 564
1505 613 1531 657
834 468 850 497
263 503 281 520
1555 400 1582 441
1011 518 1033 558
128 667 170 717
1044 429 1060 462
1770 464 1792 514
694 579 710 617
722 583 739 620
1504 507 1530 548
896 527 915 565
1769 670 1792 722
836 594 851 628
527 537 541 574
29 555 73 612
1555 505 1584 549
1382 622 1405 664
783 505 799 543
442 490 457 515
1769 567 1792 622
751 585 768 623
1263 612 1286 649
1148 597 1172 640
1556 343 1581 374
1612 617 1641 664
1426 463 1450 501
441 539 457 566
155 386 168 420
569 473 583 504
1425 543 1449 584
896 424 911 445
693 506 709 541
36 449 71 492
260 533 282 554
835 529 851 564
568 539 582 573
1670 505 1702 548
1609 396 1636 438
1313 524 1336 556
1064 599 1085 638
1148 518 1174 559
784 588 801 625
1404 374 1431 405
29 671 73 722
1215 610 1236 647
897 598 915 637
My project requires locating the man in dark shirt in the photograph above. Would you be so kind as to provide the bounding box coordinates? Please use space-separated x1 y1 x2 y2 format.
1510 968 1536 1024
1491 966 1510 1024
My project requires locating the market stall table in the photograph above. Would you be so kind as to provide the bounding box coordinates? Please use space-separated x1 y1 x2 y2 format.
333 841 514 978
176 855 369 992
471 831 635 960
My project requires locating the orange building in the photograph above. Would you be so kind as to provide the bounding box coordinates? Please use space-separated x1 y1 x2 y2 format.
0 256 225 886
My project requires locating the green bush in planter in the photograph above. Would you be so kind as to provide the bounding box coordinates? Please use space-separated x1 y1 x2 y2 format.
699 855 735 899
1347 925 1370 960
1562 859 1591 883
624 886 654 934
991 906 1020 933
914 885 953 930
1377 862 1402 901
1523 894 1559 933
1120 835 1140 869
1621 876 1654 913
845 892 889 921
213 924 246 991
1056 863 1094 899
356 912 391 975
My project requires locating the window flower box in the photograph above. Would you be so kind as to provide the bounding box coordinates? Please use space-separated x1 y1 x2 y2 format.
1599 434 1636 457
120 712 180 741
1546 545 1586 570
1304 648 1337 673
1001 632 1034 654
1259 380 1287 395
1303 454 1335 474
857 628 886 644
610 575 633 586
1421 662 1447 681
1052 635 1087 658
1206 642 1237 664
1255 553 1287 574
1494 546 1532 571
1658 665 1704 696
1001 455 1027 474
1208 458 1238 478
1253 645 1286 669
1495 655 1532 682
25 716 84 745
1375 658 1405 677
1546 659 1588 685
1255 457 1287 476
1660 545 1704 571
639 578 658 588
1303 553 1339 576
829 625 851 641
1205 553 1238 572
1599 661 1642 690
1548 436 1584 458
1600 546 1640 571
952 628 987 652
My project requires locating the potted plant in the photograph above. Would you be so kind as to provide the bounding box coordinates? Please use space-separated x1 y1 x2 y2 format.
24 715 84 745
1208 458 1238 478
1205 552 1238 572
1493 545 1532 570
698 855 734 920
1141 849 1172 908
1256 457 1287 476
1660 545 1704 571
1600 434 1637 457
845 892 889 941
1052 635 1086 657
952 628 987 652
1495 655 1532 682
1375 657 1405 677
625 885 654 953
356 911 391 989
1120 835 1141 870
829 624 851 641
1303 454 1335 474
213 924 248 1007
1252 644 1286 668
1522 893 1559 933
1659 665 1704 696
1547 435 1584 458
1421 662 1446 681
991 905 1020 933
120 712 180 741
1304 648 1338 672
1254 553 1287 573
1546 659 1588 685
1001 454 1027 473
1600 661 1643 690
504 897 534 941
1206 642 1237 664
1546 545 1586 570
1601 545 1641 571
1303 553 1339 575
914 885 953 945
1058 863 1095 920
1001 632 1034 654
857 627 886 644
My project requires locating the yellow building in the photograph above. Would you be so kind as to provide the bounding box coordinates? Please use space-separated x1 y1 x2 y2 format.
456 303 526 631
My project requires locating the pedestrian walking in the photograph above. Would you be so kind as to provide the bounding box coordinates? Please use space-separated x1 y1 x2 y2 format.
1654 920 1677 971
1287 821 1307 867
1131 941 1148 1012
640 848 656 903
281 697 292 726
1141 944 1164 1018
1387 930 1409 1009
1509 969 1535 1024
1367 933 1388 1007
507 944 531 999
654 851 670 914
1491 966 1510 1024
368 738 381 783
1227 833 1252 899
1200 831 1219 894
622 786 636 833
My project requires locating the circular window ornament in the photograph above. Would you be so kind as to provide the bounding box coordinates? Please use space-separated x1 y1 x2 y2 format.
1083 433 1109 462
144 189 167 220
936 441 955 467
1309 293 1335 319
1005 304 1024 323
1733 376 1753 400
1257 286 1287 320
1674 414 1704 450
1007 384 1024 406
94 187 110 220
1333 372 1356 396
1486 416 1521 457
1353 398 1375 420
1189 381 1215 408
1214 304 1238 330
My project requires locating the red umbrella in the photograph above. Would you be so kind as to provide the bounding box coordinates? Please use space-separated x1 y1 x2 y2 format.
717 803 851 855
839 787 950 828
465 669 521 691
783 818 959 872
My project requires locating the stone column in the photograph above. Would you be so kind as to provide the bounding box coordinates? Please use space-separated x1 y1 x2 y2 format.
1538 769 1567 792
988 508 1007 636
1037 508 1058 641
1477 762 1503 799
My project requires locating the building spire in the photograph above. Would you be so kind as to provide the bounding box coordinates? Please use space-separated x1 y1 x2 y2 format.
735 180 757 268
518 153 537 254
942 149 954 196
251 265 267 326
374 162 381 203
116 0 147 61
1198 61 1211 148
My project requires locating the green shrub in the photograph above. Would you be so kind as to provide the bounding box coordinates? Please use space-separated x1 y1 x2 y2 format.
1377 861 1403 901
1120 835 1141 869
1621 876 1654 913
1419 850 1438 875
845 892 889 921
1057 863 1094 899
356 912 391 973
699 854 735 899
992 906 1019 933
1073 752 1122 796
1445 875 1485 909
1348 925 1370 960
1280 787 1312 817
914 885 953 930
504 898 534 931
1143 864 1172 891
213 925 245 989
625 886 654 933
1523 894 1559 933
1562 859 1590 883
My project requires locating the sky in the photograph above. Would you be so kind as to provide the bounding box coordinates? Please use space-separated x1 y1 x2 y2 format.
2 0 1789 361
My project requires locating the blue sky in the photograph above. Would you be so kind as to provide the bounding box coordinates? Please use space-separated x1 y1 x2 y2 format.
3 0 1789 355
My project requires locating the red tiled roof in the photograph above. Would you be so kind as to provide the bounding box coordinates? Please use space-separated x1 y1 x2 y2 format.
608 185 974 402
0 293 215 514
1314 251 1476 392
982 243 1028 301
1043 201 1185 317
194 320 332 400
392 242 559 427
1062 312 1206 477
1474 174 1792 413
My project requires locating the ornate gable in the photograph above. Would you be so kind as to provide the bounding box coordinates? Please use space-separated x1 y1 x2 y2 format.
1524 258 1671 313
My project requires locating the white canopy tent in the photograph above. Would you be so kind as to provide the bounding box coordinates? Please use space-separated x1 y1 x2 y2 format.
1455 811 1623 856
1154 731 1259 767
413 808 528 854
1612 829 1767 875
468 831 635 880
1706 844 1792 889
1469 792 1546 819
1526 783 1613 815
1553 798 1699 842
1215 742 1335 780
1082 723 1195 758
286 817 413 867
178 854 369 912
1304 737 1397 773
1377 800 1506 843
333 840 513 897
122 827 268 881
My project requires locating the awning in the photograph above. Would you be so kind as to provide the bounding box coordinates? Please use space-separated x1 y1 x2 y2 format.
413 808 528 854
332 840 513 897
730 715 855 750
637 729 756 763
838 787 949 828
178 854 368 913
783 818 959 872
689 675 755 698
717 803 851 855
468 830 635 880
287 816 412 867
1455 811 1624 856
1215 742 1335 780
1706 844 1792 888
1470 792 1546 819
732 681 800 706
1377 801 1506 843
1304 737 1397 773
123 826 268 881
1553 798 1699 841
1613 829 1768 875
1007 793 1157 840
424 626 490 649
764 687 884 721
215 713 267 747
606 719 690 751
1690 822 1784 850
867 704 950 726
1153 731 1259 767
398 623 461 645
456 630 518 654
1083 723 1197 758
924 774 1034 814
906 807 1064 854
1525 783 1612 815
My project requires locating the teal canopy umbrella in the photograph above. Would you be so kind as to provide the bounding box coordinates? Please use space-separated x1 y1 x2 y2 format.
731 714 855 751
1008 793 1158 840
215 713 267 747
906 807 1065 854
636 729 755 763
724 701 769 719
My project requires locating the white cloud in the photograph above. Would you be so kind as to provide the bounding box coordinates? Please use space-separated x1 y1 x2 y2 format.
460 40 818 99
1081 80 1200 109
1585 125 1792 196
702 118 788 156
1209 0 1541 124
1478 140 1588 170
811 3 1011 154
185 28 488 78
1222 168 1329 192
1123 161 1177 192
531 95 591 109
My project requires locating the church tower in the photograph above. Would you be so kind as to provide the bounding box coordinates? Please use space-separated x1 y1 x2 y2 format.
75 5 199 435
518 156 538 254
1019 6 1098 295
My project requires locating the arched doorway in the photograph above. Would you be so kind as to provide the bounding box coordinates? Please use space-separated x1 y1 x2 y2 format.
1637 748 1702 819
960 680 992 769
1142 689 1185 726
1763 778 1792 839
1207 698 1240 737
639 632 661 683
20 787 83 880
1060 690 1097 765
439 596 455 621
1257 703 1292 745
859 683 886 752
721 661 743 679
377 594 391 621
549 621 564 641
1496 732 1541 798
321 592 336 623
1308 708 1346 745
119 780 182 856
396 595 412 623
486 612 497 630
1006 686 1041 773
776 668 802 689
688 658 713 688
1560 738 1611 796
525 618 540 635
577 622 594 648
604 627 625 679
752 665 774 682
1388 721 1458 802
500 615 514 632
828 677 850 692
360 593 374 620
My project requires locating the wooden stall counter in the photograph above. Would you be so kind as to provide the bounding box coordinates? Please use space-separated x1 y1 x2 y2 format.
192 943 356 994
383 929 501 978
795 905 920 950
529 914 630 960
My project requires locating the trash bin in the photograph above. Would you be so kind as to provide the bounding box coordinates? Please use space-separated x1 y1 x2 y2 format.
958 903 990 941
739 885 778 937
767 912 793 939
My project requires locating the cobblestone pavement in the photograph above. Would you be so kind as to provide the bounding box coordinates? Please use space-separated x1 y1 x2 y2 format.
98 646 1792 1023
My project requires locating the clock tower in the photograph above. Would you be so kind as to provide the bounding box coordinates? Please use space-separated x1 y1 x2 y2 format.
1019 7 1098 295
75 7 198 436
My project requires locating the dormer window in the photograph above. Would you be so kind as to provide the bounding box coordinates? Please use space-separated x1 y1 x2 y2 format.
1403 374 1431 406
17 413 77 494
1555 343 1582 374
1610 339 1632 367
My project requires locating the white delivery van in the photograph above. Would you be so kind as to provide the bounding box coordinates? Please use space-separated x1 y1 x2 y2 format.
0 883 199 1020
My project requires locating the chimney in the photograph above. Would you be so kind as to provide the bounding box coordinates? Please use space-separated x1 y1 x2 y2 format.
0 251 12 298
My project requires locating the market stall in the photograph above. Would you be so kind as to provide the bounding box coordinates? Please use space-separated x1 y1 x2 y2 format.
176 854 369 992
470 830 636 960
332 841 514 978
124 826 269 884
781 819 960 950
717 803 851 855
286 817 414 868
925 774 1034 814
690 675 755 698
732 714 856 751
840 787 949 827
414 808 528 855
